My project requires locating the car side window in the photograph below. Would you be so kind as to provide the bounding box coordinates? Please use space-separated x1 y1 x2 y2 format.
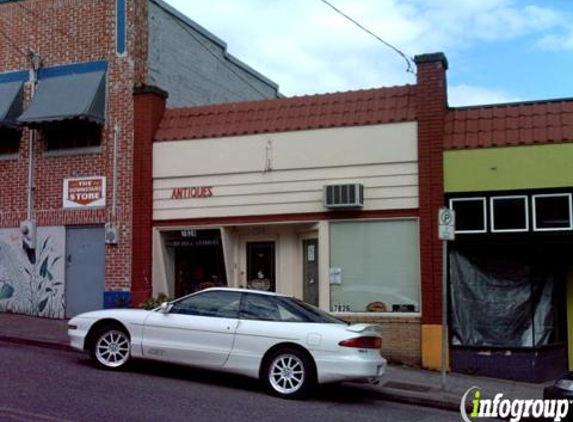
241 294 305 322
170 291 241 319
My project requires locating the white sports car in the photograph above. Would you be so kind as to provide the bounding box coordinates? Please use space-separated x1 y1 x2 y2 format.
68 288 387 398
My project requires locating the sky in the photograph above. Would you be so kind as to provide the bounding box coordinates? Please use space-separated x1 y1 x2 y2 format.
163 0 573 107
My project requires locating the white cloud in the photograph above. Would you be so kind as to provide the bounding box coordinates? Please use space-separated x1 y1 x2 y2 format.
163 0 568 97
537 30 573 50
448 84 521 107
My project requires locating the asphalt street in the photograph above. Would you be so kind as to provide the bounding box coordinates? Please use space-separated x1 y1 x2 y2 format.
0 341 474 422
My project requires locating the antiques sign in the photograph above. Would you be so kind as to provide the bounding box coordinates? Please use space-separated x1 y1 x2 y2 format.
171 186 213 199
63 177 106 208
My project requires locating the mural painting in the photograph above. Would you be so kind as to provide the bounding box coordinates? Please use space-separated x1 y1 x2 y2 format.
0 227 65 319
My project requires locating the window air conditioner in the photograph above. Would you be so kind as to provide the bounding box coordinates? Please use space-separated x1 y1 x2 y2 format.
323 184 364 209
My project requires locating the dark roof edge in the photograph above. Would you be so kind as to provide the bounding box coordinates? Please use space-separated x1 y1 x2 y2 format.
451 96 573 111
414 52 448 70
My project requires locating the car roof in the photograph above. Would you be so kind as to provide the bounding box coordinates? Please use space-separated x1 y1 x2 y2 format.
201 287 289 298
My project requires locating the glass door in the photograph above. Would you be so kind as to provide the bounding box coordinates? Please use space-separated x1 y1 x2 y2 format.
303 239 319 306
246 241 275 292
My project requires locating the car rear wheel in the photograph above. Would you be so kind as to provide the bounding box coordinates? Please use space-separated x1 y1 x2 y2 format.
90 326 131 370
263 347 314 399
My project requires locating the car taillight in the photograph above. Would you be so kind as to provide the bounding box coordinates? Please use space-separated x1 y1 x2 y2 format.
339 336 382 349
68 324 78 330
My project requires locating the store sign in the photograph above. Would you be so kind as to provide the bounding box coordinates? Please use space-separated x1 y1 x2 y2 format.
171 186 213 199
63 177 106 208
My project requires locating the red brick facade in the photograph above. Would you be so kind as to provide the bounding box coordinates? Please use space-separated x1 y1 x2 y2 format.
0 0 148 294
414 54 448 326
132 85 167 305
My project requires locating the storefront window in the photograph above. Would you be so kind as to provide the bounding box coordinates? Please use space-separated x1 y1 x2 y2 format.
450 198 487 233
533 194 573 231
450 243 566 348
330 220 420 313
165 229 227 297
490 196 528 232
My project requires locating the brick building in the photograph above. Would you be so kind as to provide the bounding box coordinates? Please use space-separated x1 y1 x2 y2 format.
0 0 278 319
148 53 449 367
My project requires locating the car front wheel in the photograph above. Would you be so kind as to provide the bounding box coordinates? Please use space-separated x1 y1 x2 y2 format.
90 326 131 370
263 347 314 399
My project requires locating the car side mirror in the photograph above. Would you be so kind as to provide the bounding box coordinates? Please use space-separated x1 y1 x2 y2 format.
159 302 172 314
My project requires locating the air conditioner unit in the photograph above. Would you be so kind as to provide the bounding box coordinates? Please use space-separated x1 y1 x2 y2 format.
105 222 119 245
324 184 364 209
20 220 37 249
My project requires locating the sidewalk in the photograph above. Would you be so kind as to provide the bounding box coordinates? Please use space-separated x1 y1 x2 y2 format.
0 313 553 411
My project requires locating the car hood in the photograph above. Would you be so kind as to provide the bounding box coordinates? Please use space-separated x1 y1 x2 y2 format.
71 308 150 322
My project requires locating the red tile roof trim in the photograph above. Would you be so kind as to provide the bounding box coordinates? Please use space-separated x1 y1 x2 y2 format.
444 99 573 150
155 86 417 141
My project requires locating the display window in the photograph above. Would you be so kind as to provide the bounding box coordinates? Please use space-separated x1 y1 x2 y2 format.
329 220 420 313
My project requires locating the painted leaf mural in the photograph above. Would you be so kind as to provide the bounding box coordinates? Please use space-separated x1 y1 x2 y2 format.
0 227 65 319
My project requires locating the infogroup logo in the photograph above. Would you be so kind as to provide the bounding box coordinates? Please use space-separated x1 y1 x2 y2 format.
460 386 570 422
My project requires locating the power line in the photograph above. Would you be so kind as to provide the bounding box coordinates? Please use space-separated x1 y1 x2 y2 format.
318 0 415 75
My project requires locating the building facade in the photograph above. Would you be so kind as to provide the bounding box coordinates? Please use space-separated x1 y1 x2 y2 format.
444 100 573 381
149 54 449 366
0 0 278 318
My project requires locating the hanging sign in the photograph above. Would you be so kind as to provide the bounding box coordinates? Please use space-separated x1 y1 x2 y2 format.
63 177 106 208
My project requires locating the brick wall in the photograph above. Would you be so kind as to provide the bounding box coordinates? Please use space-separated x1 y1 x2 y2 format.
342 314 421 366
415 53 448 326
0 0 144 292
132 85 167 305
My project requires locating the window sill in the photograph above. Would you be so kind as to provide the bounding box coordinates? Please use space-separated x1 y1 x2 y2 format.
332 311 421 318
43 146 102 158
0 153 18 161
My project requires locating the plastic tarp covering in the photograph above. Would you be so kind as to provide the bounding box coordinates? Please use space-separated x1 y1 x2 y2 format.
450 248 554 348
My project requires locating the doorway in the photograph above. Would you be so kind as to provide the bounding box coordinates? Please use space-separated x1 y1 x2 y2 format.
65 226 105 317
246 241 275 292
302 239 319 306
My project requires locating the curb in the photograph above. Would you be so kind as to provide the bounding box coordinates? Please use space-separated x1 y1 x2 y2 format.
347 383 462 412
0 335 76 353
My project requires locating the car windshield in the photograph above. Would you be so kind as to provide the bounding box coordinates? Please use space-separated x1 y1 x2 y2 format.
276 297 348 324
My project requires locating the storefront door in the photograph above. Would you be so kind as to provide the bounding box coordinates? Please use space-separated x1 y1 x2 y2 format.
246 241 275 292
303 239 319 306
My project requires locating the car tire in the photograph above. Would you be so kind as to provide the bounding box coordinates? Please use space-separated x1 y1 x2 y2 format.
89 324 131 370
262 347 315 399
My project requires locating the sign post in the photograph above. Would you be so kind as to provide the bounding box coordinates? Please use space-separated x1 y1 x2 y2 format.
438 207 455 392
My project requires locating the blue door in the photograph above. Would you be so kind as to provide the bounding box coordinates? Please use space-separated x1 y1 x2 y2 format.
65 227 105 317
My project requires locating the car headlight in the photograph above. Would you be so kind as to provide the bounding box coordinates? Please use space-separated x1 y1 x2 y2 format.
556 379 573 391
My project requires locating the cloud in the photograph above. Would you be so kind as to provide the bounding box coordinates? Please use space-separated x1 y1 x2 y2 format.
537 30 573 51
163 0 568 97
448 84 521 107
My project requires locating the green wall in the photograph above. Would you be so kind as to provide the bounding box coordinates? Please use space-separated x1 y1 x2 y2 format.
444 143 573 193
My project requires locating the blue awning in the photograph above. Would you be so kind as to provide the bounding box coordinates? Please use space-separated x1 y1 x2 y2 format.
0 81 23 129
18 70 106 126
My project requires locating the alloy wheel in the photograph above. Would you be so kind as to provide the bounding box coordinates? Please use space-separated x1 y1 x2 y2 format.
94 329 130 368
268 353 306 395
